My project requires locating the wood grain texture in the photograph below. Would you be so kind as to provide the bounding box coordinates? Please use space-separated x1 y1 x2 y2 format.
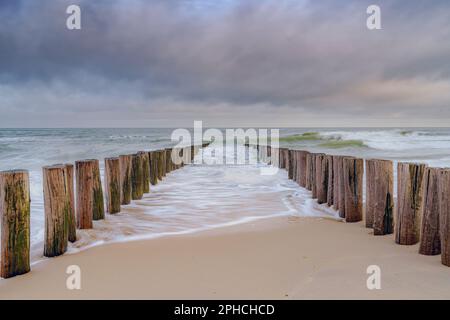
105 157 121 214
315 153 328 204
119 155 132 205
419 167 441 255
438 169 450 266
332 155 341 211
337 156 346 218
297 151 308 188
131 153 144 200
43 165 69 257
326 155 334 206
343 157 363 223
138 151 150 194
75 160 94 229
0 170 30 278
366 159 394 235
65 164 76 243
396 162 426 245
288 150 294 180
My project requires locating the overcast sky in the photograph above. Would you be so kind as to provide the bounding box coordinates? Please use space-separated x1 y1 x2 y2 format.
0 0 449 127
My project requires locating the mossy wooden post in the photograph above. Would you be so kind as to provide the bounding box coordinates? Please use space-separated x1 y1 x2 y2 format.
439 169 450 266
158 150 165 180
326 155 334 206
138 151 150 193
91 159 105 221
166 148 173 174
119 155 132 205
75 160 94 229
159 150 166 178
105 157 121 214
148 151 158 185
131 153 144 200
65 164 76 243
337 156 346 218
43 165 69 257
367 159 394 235
0 170 30 279
343 157 363 223
419 167 441 255
288 150 294 180
163 149 169 175
396 162 426 245
315 153 328 204
332 156 340 211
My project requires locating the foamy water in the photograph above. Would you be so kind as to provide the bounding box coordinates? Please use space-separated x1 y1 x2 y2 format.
1 128 450 267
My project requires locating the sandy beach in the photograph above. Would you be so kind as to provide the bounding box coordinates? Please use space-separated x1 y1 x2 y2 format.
1 215 449 300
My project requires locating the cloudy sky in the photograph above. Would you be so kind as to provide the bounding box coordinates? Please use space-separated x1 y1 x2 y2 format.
0 0 449 127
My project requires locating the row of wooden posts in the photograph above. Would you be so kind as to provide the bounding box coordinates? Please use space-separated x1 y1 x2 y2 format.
0 143 209 279
253 144 449 268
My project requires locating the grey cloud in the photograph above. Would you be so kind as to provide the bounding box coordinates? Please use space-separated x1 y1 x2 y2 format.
0 0 449 127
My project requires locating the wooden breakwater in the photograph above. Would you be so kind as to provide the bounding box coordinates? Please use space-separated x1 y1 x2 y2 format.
0 142 210 279
248 143 450 268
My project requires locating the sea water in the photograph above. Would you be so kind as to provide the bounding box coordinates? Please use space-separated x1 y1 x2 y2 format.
0 128 449 266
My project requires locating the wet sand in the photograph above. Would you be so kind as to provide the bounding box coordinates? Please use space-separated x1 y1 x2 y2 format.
0 215 449 299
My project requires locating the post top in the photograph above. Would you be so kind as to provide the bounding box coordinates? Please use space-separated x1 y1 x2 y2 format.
0 169 29 174
42 164 67 170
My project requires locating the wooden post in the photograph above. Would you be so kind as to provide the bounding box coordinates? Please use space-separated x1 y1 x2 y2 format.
332 156 340 211
337 156 346 218
92 159 105 221
131 153 144 200
297 151 308 188
65 164 77 243
305 153 313 191
191 145 195 162
315 153 328 204
419 167 441 255
165 148 173 174
311 153 322 199
43 165 69 257
158 150 165 180
291 150 296 181
366 159 394 235
105 157 121 214
288 150 294 180
343 157 363 223
439 169 450 266
158 150 166 178
149 151 158 185
75 160 94 229
396 162 427 245
279 148 286 169
0 170 30 278
284 149 290 171
365 159 375 228
326 155 334 206
138 151 150 193
119 155 132 205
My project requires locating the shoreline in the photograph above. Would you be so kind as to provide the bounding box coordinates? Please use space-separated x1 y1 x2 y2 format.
1 215 449 300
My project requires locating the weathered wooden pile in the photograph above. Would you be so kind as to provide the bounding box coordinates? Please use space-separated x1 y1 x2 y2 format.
251 144 450 268
0 143 209 279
